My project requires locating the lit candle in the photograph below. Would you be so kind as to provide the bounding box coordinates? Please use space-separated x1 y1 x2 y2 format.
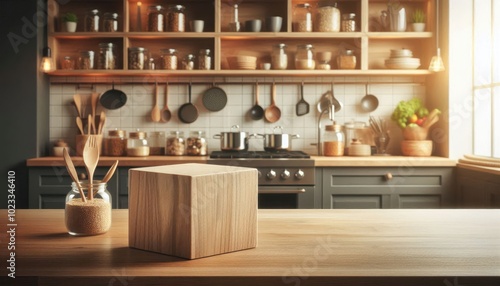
137 2 142 32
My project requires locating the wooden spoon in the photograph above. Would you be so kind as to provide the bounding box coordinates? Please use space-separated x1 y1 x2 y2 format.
76 117 84 134
151 81 161 122
98 111 106 134
73 94 82 118
82 135 100 201
62 148 87 203
91 92 99 133
102 160 119 184
264 82 281 123
160 82 171 123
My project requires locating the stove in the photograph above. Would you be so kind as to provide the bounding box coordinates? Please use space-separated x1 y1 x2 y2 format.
210 150 310 159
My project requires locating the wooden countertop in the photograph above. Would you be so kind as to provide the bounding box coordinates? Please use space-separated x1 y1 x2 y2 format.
1 209 500 285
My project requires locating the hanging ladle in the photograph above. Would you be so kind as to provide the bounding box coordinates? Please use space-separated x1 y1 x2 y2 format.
360 84 379 113
160 81 172 123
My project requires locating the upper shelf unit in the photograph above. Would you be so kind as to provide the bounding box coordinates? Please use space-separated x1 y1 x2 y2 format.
46 0 436 77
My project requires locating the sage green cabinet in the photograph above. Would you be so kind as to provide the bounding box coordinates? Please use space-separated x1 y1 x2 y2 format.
321 167 455 209
457 167 500 208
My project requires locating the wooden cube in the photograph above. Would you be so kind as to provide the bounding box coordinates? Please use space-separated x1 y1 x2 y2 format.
128 163 258 259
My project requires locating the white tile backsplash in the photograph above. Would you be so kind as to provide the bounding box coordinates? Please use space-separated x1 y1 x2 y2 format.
49 76 426 155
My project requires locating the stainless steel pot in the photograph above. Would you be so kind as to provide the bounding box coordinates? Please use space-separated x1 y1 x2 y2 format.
213 125 248 151
259 126 299 151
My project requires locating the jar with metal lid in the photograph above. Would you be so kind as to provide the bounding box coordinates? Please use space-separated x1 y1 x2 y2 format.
337 49 356 69
128 47 148 70
148 5 164 32
160 48 178 70
103 129 127 156
62 56 75 70
166 131 185 156
186 131 207 156
148 131 166 155
103 12 119 32
341 13 356 32
293 3 313 32
198 49 211 70
295 44 315 70
78 51 94 70
127 130 149 157
65 181 112 236
98 43 116 70
85 9 100 32
271 43 288 70
316 2 340 32
166 5 185 32
182 54 195 70
322 124 344 156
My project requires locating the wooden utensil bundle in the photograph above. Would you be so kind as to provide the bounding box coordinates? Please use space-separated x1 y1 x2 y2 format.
73 92 106 135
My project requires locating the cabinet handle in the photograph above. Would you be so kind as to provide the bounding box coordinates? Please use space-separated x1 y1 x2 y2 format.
385 173 393 180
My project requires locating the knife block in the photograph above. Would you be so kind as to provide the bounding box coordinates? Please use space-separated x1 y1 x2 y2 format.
128 163 258 259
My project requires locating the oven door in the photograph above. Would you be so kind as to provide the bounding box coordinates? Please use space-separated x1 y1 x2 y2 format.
258 186 315 209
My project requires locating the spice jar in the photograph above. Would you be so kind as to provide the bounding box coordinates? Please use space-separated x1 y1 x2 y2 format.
337 49 356 69
160 48 178 70
148 5 164 32
341 13 356 32
182 54 195 70
98 43 116 70
65 181 112 236
186 131 207 156
166 5 185 32
127 130 149 157
103 12 119 32
78 51 94 70
85 9 100 32
62 56 75 70
316 2 340 32
166 131 185 156
293 3 313 32
198 49 211 70
323 124 345 156
128 47 148 70
148 131 166 155
103 129 127 156
295 44 315 70
271 43 288 70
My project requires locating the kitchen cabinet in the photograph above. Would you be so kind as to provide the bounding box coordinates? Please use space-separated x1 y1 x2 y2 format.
46 0 435 77
29 167 119 209
321 167 455 209
456 166 500 208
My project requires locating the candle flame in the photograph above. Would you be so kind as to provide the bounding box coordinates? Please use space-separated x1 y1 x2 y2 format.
137 2 142 7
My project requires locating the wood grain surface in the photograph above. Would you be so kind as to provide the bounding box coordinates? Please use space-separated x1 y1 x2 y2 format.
1 209 500 285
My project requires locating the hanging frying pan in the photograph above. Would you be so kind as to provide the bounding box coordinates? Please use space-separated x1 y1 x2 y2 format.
178 82 199 123
202 83 227 111
100 82 127 110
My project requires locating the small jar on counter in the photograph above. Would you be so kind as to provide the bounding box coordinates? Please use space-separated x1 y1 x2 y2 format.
148 5 164 32
148 131 166 155
166 5 185 32
85 9 100 32
271 43 288 70
127 130 149 157
103 12 119 32
166 131 185 156
182 54 195 70
186 131 207 156
295 44 315 70
78 51 95 70
316 2 340 32
128 47 148 70
160 48 178 70
337 49 356 69
62 56 75 70
323 124 344 156
341 13 356 32
98 43 116 70
198 49 211 70
293 3 313 32
103 129 127 156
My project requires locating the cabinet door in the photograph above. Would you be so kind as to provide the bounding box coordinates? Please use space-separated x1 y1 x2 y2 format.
118 167 130 209
328 195 389 209
457 167 500 208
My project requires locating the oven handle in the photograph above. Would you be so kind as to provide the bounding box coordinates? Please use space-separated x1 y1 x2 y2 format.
258 187 306 194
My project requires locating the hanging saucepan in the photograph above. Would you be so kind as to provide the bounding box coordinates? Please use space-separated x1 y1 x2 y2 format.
259 126 300 151
213 125 248 151
100 82 127 110
202 83 227 111
178 82 199 123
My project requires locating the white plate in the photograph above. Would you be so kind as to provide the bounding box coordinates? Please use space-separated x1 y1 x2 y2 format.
385 62 421 69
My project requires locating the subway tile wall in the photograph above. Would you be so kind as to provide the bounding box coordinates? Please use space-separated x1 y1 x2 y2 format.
49 76 425 155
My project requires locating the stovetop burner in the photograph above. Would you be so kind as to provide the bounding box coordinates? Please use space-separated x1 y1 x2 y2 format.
210 150 310 159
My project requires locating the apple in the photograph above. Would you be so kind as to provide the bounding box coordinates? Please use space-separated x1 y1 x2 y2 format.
408 114 418 124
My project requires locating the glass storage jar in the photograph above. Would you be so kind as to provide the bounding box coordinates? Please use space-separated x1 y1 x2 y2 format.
166 5 185 32
65 181 112 236
148 5 164 32
198 49 211 70
293 3 313 32
337 49 356 69
166 131 185 156
341 13 356 32
103 129 127 156
98 43 116 70
295 44 315 70
128 47 148 70
127 130 149 156
148 131 166 155
78 51 95 70
323 124 345 156
62 56 75 70
316 2 340 32
186 131 207 156
103 12 119 32
85 9 100 32
271 43 288 70
182 54 195 70
160 48 178 70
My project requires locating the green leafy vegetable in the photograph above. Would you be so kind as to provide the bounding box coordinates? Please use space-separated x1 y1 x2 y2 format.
391 98 429 128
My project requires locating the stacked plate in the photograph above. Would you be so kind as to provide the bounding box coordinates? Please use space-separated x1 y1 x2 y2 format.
385 49 421 69
227 56 257 70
